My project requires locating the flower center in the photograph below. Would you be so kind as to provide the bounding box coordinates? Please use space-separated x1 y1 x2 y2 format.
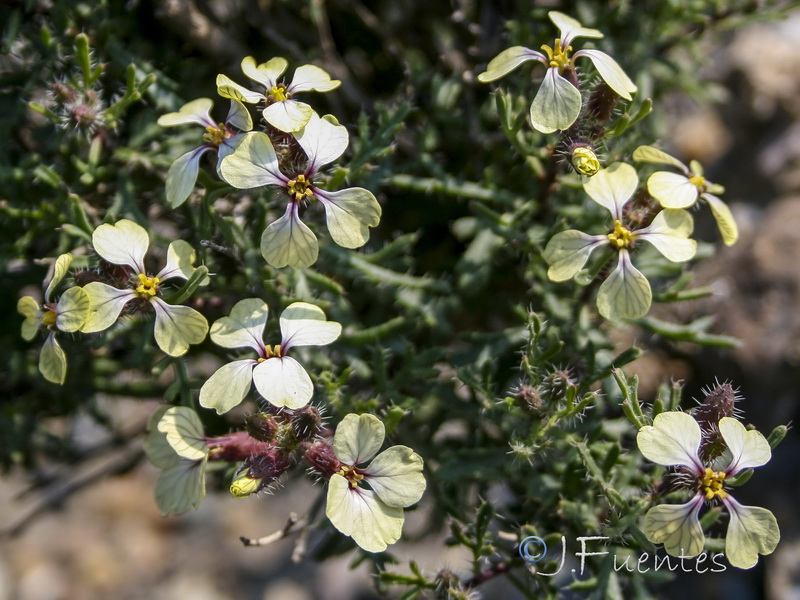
337 464 365 489
270 84 289 102
40 307 57 328
202 123 228 146
135 273 160 298
700 467 728 500
541 38 573 70
257 345 282 362
607 220 635 250
689 174 706 190
287 175 314 202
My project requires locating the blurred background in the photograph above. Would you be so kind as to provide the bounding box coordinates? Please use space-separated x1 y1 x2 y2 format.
1 0 799 598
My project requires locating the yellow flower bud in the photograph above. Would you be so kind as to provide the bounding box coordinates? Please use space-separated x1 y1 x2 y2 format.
571 146 600 176
230 475 262 498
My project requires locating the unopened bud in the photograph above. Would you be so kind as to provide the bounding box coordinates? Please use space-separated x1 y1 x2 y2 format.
291 405 322 441
230 474 262 498
245 412 279 443
693 382 738 460
586 81 620 123
570 145 600 176
304 440 341 478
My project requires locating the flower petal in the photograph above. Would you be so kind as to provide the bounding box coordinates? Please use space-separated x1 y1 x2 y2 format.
252 355 313 409
92 219 149 272
584 162 638 221
723 496 780 569
279 302 342 350
240 56 286 89
45 253 73 302
638 209 697 263
55 286 91 333
543 230 606 281
218 132 285 189
209 297 269 352
476 46 545 83
157 239 205 283
316 187 381 249
326 474 404 552
144 406 181 469
365 446 426 508
703 193 739 246
155 457 207 516
289 64 341 93
647 171 698 209
641 496 705 558
18 296 40 341
199 359 256 415
262 100 315 133
166 146 213 208
151 298 209 357
719 417 771 475
333 413 385 465
80 282 136 333
529 68 582 134
549 11 603 46
157 98 215 128
637 411 703 471
261 203 319 268
575 49 636 100
216 73 264 104
157 406 209 460
294 112 349 171
632 146 689 172
39 331 67 385
225 98 253 132
596 250 652 320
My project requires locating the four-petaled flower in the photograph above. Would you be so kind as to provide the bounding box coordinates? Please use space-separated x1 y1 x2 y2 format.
219 112 382 268
17 254 91 384
477 11 637 133
637 411 780 569
325 413 426 553
157 97 253 207
217 56 340 133
81 219 209 356
200 298 341 414
633 145 738 246
543 162 697 320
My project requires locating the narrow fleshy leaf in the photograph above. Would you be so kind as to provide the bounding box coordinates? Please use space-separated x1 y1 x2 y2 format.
326 474 404 552
636 411 703 471
280 302 342 350
647 171 698 209
289 64 341 93
92 219 149 272
703 193 739 246
251 355 313 409
641 496 705 558
209 297 269 352
476 46 545 83
639 209 697 263
39 331 67 384
549 11 603 45
166 147 213 208
723 496 780 569
55 286 91 333
155 458 207 516
157 98 215 128
719 418 771 475
294 112 349 171
575 49 636 100
543 230 606 281
225 99 252 132
217 132 285 189
18 296 40 341
365 446 426 508
262 100 314 133
316 187 381 249
157 406 209 460
240 56 287 89
216 74 264 104
81 282 136 333
151 298 209 357
632 146 688 172
261 203 319 268
584 162 638 220
333 413 385 466
45 253 73 302
199 359 256 415
529 68 583 134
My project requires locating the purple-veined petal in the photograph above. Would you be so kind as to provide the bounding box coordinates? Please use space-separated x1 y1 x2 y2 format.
218 132 286 189
638 209 697 263
157 98 215 128
166 146 214 208
92 219 149 272
44 254 73 303
333 413 385 465
157 406 209 461
81 282 137 333
549 11 603 46
294 113 349 171
288 64 340 93
641 495 705 558
209 297 269 352
39 331 67 385
647 171 698 209
476 46 546 83
225 98 253 132
156 240 202 282
315 187 381 249
240 56 286 89
199 359 257 415
262 100 314 133
543 230 607 281
216 74 265 104
636 411 704 472
155 457 207 516
529 68 582 134
279 302 341 351
718 417 771 475
55 286 91 333
632 145 689 172
251 355 313 409
260 202 319 268
151 298 209 357
573 49 636 100
702 193 739 246
722 496 780 569
584 162 638 220
365 445 426 508
596 250 652 320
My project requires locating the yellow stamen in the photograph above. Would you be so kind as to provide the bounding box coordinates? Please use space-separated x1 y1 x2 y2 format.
540 38 573 70
270 85 288 102
337 464 365 489
286 175 314 202
40 308 57 328
700 467 728 500
264 344 282 359
607 220 635 250
689 175 706 190
135 273 160 298
202 123 227 146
